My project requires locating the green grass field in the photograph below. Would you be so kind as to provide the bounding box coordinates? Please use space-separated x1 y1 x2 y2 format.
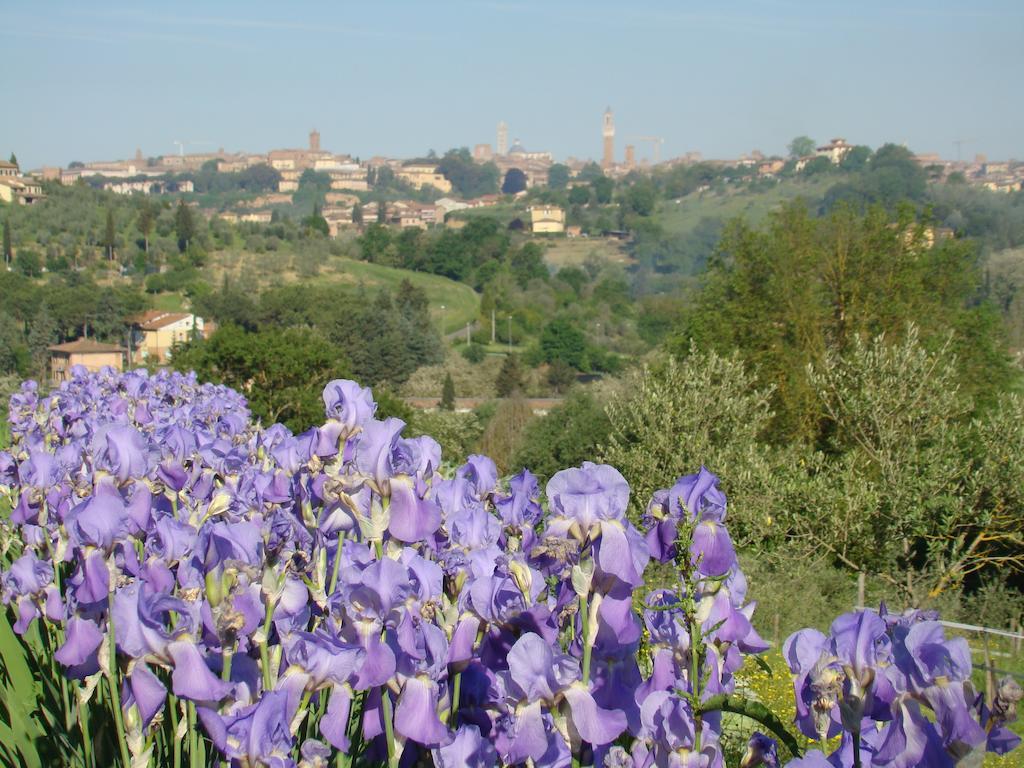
541 237 633 270
324 257 480 334
656 177 835 237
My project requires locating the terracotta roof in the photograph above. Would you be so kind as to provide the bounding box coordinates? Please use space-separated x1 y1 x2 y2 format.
48 338 126 354
128 310 193 330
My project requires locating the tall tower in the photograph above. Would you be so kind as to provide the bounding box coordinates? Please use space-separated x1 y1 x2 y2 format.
602 108 615 169
309 129 321 152
497 121 508 156
624 144 636 170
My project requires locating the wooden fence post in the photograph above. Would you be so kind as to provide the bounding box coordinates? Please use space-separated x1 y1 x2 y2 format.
982 632 995 709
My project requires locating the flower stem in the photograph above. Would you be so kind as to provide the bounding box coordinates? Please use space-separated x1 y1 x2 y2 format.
170 696 181 768
450 672 462 727
580 594 593 685
106 591 133 768
77 688 94 768
221 646 233 683
690 616 702 754
188 701 199 768
259 599 275 691
328 533 345 596
380 687 397 767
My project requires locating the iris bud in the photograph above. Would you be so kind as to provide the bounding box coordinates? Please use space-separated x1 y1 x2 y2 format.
205 569 224 608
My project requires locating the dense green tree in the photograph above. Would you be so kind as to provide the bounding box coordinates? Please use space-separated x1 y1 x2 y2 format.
16 249 42 278
27 303 57 380
303 203 329 236
436 148 500 198
547 164 571 190
577 163 604 183
624 179 658 216
501 168 528 195
352 203 363 225
787 136 816 158
441 371 456 410
592 176 614 204
824 144 927 211
839 145 871 172
800 156 834 176
495 354 522 397
358 223 394 264
556 266 588 296
172 324 349 432
568 185 591 206
512 391 611 481
510 242 548 288
675 203 1014 441
294 170 331 212
539 317 586 369
547 359 575 393
0 312 26 374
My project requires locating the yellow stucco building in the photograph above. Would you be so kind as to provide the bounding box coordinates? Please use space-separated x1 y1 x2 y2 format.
49 339 126 382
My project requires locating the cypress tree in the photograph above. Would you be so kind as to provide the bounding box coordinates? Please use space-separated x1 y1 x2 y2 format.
2 219 11 266
104 209 116 260
441 372 456 411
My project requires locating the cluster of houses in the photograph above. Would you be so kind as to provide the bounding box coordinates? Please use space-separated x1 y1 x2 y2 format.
47 310 210 384
0 159 45 205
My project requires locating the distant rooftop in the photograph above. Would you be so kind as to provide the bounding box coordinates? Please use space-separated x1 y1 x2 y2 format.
48 338 126 354
128 310 193 330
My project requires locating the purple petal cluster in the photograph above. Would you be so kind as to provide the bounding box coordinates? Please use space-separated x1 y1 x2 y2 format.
1 367 1018 768
783 604 1021 767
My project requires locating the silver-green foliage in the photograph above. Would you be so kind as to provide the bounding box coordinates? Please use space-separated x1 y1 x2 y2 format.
602 346 782 549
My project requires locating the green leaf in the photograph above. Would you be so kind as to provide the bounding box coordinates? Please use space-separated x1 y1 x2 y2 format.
698 693 803 759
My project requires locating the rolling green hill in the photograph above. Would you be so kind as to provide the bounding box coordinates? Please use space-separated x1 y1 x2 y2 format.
201 250 480 334
655 177 835 236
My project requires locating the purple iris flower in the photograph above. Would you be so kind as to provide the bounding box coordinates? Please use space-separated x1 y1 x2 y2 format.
113 581 193 661
546 462 630 533
67 477 131 551
499 632 626 762
282 629 365 692
1 552 55 633
322 379 376 435
125 663 168 731
740 732 778 768
644 468 728 564
91 423 150 482
200 690 297 768
495 469 543 529
433 723 498 768
54 616 104 678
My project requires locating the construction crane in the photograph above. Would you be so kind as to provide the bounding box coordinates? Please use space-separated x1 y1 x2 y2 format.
952 138 975 163
626 136 665 164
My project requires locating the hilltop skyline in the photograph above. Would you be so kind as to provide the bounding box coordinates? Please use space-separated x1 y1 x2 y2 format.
2 0 1023 169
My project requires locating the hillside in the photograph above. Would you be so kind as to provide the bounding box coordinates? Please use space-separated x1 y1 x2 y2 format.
203 249 480 333
654 176 835 237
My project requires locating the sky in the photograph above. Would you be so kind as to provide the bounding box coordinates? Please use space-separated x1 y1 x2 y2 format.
2 0 1023 169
